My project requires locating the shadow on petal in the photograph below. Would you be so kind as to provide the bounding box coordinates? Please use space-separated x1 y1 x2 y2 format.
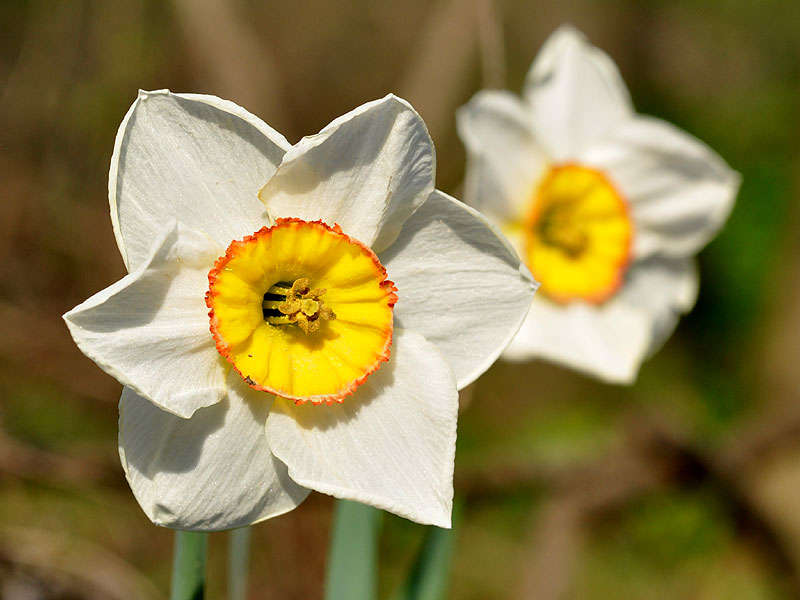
276 351 397 433
122 390 228 477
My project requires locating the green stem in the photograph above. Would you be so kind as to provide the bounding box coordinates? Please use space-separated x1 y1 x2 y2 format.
170 531 208 600
324 499 382 600
394 526 457 600
227 527 252 600
394 503 461 600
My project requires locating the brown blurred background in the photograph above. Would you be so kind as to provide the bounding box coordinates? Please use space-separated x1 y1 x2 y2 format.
2 0 800 598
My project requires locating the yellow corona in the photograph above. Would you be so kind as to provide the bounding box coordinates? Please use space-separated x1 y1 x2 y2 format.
206 218 397 404
524 164 632 304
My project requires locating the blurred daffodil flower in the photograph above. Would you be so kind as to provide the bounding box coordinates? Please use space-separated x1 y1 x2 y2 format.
457 25 739 384
64 91 535 531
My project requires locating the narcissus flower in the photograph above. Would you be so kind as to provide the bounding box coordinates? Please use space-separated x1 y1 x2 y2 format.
457 25 739 383
64 90 536 530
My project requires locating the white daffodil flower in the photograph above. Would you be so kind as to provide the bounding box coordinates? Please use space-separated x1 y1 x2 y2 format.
64 90 536 531
457 25 740 384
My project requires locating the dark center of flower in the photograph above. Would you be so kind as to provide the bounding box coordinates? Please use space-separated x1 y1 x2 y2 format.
535 198 589 259
523 163 633 305
262 277 336 334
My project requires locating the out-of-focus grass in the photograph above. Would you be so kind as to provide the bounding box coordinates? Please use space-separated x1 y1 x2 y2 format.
576 489 783 600
1 0 800 598
4 383 114 450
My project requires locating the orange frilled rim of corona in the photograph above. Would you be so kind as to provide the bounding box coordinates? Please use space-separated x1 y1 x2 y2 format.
524 163 633 305
206 218 398 405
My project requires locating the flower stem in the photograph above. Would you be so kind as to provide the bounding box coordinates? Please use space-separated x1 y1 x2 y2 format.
393 525 457 600
227 527 251 600
324 499 381 600
170 531 208 600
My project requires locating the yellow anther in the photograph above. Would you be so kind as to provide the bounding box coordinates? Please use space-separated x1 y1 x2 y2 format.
277 299 301 315
263 276 336 334
290 278 311 296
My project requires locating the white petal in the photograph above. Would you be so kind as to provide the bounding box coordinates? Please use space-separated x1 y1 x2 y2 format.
524 25 634 159
110 90 289 271
265 329 458 527
504 295 651 385
618 256 698 357
380 190 537 388
118 378 310 531
64 221 225 419
259 94 435 252
578 116 740 258
456 90 547 220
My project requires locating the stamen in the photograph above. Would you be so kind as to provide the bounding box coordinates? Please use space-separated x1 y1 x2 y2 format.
537 202 589 258
267 284 292 296
261 277 336 334
524 163 632 305
265 315 293 325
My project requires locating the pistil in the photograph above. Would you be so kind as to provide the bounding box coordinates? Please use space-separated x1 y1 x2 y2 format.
262 278 336 334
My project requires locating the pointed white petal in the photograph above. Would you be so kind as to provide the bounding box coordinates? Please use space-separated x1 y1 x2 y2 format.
265 329 458 527
64 221 225 419
119 379 310 531
259 94 435 252
380 191 537 388
110 90 289 271
524 25 634 159
456 90 547 220
618 256 698 357
578 116 740 258
504 294 651 385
